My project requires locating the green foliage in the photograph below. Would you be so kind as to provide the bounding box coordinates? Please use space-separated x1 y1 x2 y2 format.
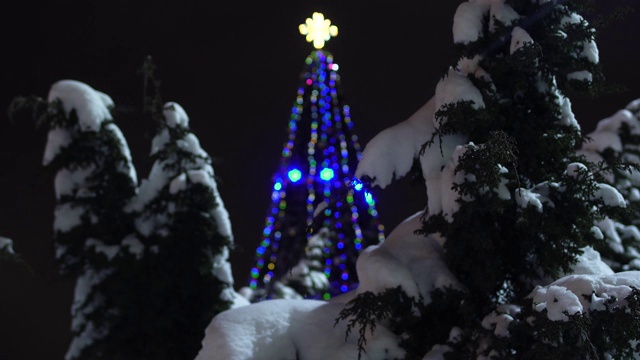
452 131 519 199
335 287 422 360
403 287 467 359
7 95 49 127
343 1 640 358
482 288 640 359
425 0 608 289
335 287 473 360
407 1 640 358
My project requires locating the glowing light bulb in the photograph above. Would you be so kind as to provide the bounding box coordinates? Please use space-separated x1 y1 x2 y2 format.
299 12 338 49
365 191 374 204
320 168 334 181
288 168 302 182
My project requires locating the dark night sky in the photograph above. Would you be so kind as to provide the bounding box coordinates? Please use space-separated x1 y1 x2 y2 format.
1 1 638 359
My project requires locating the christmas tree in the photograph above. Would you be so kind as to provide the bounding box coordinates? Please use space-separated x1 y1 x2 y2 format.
9 66 247 359
244 12 385 302
196 1 640 359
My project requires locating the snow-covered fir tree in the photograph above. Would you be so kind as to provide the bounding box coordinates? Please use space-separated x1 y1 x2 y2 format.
196 1 640 359
11 75 247 359
40 80 139 277
119 98 248 359
350 0 640 358
36 80 140 359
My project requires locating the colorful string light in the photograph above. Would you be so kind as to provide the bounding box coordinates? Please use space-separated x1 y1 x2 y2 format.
248 14 385 301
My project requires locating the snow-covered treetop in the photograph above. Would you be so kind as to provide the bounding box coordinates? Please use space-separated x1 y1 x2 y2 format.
43 81 138 196
163 101 189 129
42 80 115 166
128 101 233 240
453 0 520 44
0 236 15 255
47 80 114 132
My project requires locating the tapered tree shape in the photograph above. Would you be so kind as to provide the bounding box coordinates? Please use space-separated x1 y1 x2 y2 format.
40 80 139 276
25 80 140 359
246 46 385 301
119 101 242 359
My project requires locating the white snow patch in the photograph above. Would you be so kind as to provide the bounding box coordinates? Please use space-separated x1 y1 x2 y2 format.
169 173 188 194
104 123 137 184
195 299 404 360
529 271 640 321
435 68 485 123
581 109 638 153
0 237 15 254
593 183 626 207
596 218 626 254
54 203 86 232
481 304 519 338
515 187 551 212
567 246 614 276
557 94 579 128
565 162 590 179
356 211 461 303
54 166 96 200
453 2 485 44
127 161 172 213
151 128 171 156
510 27 534 54
567 70 593 82
66 268 112 360
163 102 189 128
489 1 519 32
354 98 435 189
177 133 209 158
43 128 73 166
121 234 144 258
48 80 113 132
582 40 599 64
85 238 120 261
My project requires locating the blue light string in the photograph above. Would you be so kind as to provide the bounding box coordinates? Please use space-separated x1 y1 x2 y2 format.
249 50 385 299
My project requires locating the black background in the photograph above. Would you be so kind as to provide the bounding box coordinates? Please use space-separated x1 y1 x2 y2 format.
0 1 638 359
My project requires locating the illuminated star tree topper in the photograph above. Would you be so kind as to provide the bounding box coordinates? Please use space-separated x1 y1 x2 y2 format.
298 12 338 50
